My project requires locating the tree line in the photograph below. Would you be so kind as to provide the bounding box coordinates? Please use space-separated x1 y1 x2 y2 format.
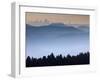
26 52 89 67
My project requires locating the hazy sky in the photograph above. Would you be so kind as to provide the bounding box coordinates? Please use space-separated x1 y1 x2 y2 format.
26 12 89 26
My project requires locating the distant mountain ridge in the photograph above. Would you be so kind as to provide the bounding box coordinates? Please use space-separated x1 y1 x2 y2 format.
26 23 89 34
26 22 89 28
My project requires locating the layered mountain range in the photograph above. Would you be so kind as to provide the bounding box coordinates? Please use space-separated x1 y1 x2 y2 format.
26 23 89 58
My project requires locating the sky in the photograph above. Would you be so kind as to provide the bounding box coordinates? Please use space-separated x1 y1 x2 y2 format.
26 12 89 26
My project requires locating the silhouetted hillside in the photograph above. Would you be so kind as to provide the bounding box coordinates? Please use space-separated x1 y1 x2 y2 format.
26 52 90 67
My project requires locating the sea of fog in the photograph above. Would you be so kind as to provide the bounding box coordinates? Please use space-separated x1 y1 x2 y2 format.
26 23 89 58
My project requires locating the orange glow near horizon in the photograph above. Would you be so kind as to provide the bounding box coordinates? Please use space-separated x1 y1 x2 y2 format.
26 12 89 25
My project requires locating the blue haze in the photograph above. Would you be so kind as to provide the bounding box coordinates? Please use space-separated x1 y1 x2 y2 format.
26 23 89 58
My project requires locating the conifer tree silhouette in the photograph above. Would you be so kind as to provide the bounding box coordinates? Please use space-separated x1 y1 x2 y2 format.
26 52 90 67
